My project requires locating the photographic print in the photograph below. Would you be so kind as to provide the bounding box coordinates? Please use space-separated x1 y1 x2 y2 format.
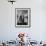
15 8 31 28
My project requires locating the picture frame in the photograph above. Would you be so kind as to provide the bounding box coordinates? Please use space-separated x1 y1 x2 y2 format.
15 8 31 28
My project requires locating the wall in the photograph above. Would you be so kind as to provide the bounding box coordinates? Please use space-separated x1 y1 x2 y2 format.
0 0 46 42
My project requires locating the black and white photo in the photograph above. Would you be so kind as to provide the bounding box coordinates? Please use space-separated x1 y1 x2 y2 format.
15 8 31 28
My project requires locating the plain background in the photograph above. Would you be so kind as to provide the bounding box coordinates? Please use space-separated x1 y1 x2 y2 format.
0 0 46 42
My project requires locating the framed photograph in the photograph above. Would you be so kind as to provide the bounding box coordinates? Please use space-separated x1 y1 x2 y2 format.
15 8 31 28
